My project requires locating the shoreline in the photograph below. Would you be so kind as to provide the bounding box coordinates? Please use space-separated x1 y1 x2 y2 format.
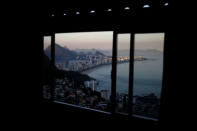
80 57 150 74
81 61 129 74
81 64 112 74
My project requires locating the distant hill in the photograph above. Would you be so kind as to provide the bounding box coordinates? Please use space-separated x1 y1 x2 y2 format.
146 49 163 53
95 50 105 56
45 44 78 63
75 49 107 56
43 52 93 85
55 44 77 58
45 45 109 63
42 53 53 84
44 46 51 58
99 50 112 56
135 49 162 53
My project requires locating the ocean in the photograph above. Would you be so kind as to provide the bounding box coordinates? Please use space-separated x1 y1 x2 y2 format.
85 50 163 98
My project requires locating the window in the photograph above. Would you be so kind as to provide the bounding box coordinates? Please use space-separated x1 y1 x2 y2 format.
116 34 131 114
42 32 166 121
54 31 113 112
133 33 165 120
43 36 52 99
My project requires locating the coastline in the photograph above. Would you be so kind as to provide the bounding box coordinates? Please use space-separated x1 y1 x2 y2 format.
81 61 129 74
81 64 112 74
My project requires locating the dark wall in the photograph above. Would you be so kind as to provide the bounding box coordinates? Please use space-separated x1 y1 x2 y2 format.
9 0 181 128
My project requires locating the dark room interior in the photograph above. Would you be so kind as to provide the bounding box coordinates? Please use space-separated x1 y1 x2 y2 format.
4 0 184 129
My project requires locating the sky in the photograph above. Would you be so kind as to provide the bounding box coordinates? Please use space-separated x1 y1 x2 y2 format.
45 32 164 51
44 36 51 50
118 34 131 50
55 31 113 50
135 33 165 52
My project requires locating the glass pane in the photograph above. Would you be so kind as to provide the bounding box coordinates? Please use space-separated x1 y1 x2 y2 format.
116 34 130 114
54 32 113 112
133 33 165 120
43 36 52 99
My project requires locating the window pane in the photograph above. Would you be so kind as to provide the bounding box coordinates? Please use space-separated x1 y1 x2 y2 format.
133 33 165 120
43 36 52 99
116 34 130 114
54 32 113 112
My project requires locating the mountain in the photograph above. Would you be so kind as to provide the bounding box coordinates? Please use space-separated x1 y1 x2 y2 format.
55 44 77 57
43 52 93 85
146 49 163 53
98 50 112 56
135 49 162 53
42 53 53 84
45 45 108 63
45 44 78 63
94 51 105 56
74 49 106 56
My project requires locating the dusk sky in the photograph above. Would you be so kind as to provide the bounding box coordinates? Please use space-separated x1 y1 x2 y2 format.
44 36 51 50
135 33 165 52
118 34 131 50
55 32 113 50
44 32 164 51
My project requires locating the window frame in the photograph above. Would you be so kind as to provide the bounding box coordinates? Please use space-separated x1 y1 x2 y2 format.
42 35 53 101
132 32 166 121
42 30 167 122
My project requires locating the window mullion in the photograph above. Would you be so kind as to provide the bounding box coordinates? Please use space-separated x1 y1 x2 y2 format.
51 33 55 102
111 30 118 114
128 33 134 116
